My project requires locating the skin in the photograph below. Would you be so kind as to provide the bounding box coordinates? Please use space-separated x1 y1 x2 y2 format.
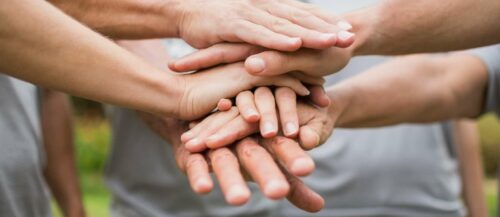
1 0 320 121
49 0 351 50
191 53 489 150
453 120 489 217
170 0 500 77
119 39 324 211
41 90 85 217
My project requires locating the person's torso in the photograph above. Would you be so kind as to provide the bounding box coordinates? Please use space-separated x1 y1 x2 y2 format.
0 74 50 217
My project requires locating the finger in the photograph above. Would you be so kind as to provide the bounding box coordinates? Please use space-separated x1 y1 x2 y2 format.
236 138 289 200
209 148 251 206
236 91 260 122
308 85 330 107
168 43 263 72
263 136 315 177
224 20 302 52
253 74 311 96
277 0 355 47
183 108 239 152
186 154 213 194
282 165 325 213
217 98 233 111
275 87 299 137
247 8 336 49
254 87 278 138
205 116 259 149
265 2 339 34
245 50 318 76
188 121 199 129
290 72 325 86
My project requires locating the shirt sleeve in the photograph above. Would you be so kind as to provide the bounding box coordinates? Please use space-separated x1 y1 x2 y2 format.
468 45 500 115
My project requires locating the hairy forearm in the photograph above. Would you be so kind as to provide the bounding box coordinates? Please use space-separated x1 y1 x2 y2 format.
41 90 85 217
346 0 500 56
328 54 488 128
0 0 180 116
49 0 181 39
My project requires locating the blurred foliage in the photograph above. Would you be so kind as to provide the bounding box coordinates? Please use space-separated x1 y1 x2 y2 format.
74 118 110 173
477 114 500 177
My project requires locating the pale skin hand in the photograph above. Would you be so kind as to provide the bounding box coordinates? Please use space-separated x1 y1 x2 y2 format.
137 112 325 212
168 41 353 77
183 87 335 153
0 0 313 122
51 0 352 50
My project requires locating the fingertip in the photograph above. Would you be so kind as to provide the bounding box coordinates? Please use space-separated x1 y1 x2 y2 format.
193 178 213 194
217 99 233 111
181 131 195 143
245 56 266 75
290 157 315 177
185 138 206 152
336 31 355 48
299 127 320 150
264 180 290 200
261 121 278 138
284 122 299 137
226 185 251 206
243 109 260 123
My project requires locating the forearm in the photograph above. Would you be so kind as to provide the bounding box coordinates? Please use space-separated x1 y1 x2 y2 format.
328 54 488 128
41 90 85 217
49 0 181 39
0 0 179 117
453 120 489 217
346 0 500 56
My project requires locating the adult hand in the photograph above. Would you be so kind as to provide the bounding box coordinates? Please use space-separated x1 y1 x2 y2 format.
173 62 325 120
137 112 324 212
182 87 335 153
176 0 354 51
169 43 353 77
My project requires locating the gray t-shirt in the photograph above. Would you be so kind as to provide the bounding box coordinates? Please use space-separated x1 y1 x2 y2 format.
0 74 50 217
277 55 464 217
469 45 500 115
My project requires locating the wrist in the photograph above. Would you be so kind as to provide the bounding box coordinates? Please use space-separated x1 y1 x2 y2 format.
326 83 354 127
342 6 380 56
150 72 186 118
160 0 188 38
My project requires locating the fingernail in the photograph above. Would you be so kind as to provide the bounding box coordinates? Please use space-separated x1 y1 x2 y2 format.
264 180 290 199
290 157 315 176
338 31 355 41
185 138 202 151
181 131 194 142
285 122 298 136
337 21 353 30
245 109 259 120
319 33 336 42
288 37 301 45
262 121 276 136
247 57 266 73
226 185 250 205
194 178 213 194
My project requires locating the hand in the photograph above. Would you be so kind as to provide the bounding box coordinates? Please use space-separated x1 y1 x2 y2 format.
137 112 324 212
182 87 335 153
169 43 353 78
173 62 326 120
176 0 354 51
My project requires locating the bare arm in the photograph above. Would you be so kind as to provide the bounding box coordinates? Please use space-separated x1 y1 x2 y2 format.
328 53 489 128
347 0 500 55
41 90 85 217
453 120 489 217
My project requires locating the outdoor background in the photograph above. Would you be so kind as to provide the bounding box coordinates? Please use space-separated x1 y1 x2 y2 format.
54 98 499 217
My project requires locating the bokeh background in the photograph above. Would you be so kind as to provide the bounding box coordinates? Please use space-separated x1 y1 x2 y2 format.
54 98 499 217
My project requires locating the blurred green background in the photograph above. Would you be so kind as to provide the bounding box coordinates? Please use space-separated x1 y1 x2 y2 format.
54 99 499 217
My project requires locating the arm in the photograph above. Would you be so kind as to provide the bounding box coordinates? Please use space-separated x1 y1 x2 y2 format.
328 53 489 127
0 0 310 121
49 0 347 50
41 90 85 217
453 120 489 217
347 0 500 55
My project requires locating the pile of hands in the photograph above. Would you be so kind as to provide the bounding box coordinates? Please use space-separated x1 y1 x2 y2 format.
136 0 357 213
